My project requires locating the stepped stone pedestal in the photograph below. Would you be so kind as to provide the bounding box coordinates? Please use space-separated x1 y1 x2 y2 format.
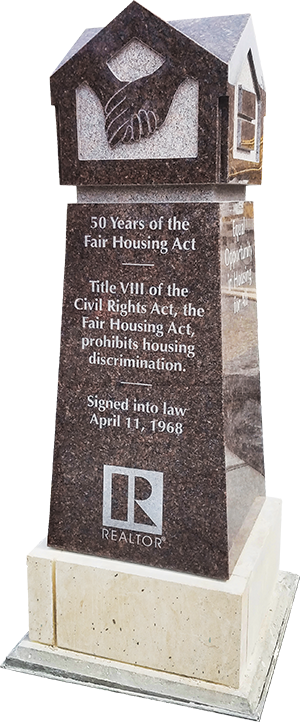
3 498 298 720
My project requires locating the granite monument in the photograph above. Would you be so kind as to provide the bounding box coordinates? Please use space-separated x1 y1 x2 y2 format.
48 3 266 579
3 7 298 720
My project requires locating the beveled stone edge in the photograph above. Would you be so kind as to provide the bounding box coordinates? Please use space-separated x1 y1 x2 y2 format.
28 498 281 595
2 571 299 721
27 537 245 593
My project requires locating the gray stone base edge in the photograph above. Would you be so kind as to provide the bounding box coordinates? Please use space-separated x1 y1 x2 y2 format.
2 571 299 721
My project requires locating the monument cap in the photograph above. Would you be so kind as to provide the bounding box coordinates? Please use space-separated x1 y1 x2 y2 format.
51 1 266 187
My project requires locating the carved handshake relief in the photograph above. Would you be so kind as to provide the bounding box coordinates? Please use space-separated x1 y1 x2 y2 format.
88 58 187 147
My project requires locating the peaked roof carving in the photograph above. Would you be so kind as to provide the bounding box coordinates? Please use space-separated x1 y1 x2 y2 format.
169 14 250 63
53 4 254 74
50 1 266 187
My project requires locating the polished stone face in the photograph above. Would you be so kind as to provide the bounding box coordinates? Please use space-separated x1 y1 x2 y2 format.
50 2 265 187
220 202 265 564
47 201 265 579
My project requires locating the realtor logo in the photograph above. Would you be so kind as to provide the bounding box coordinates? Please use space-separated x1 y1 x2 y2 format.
103 465 163 534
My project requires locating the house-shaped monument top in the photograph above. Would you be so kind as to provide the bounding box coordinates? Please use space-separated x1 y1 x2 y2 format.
51 2 266 186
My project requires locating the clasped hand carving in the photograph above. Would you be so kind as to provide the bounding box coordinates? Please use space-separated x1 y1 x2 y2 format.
105 82 158 147
88 60 186 148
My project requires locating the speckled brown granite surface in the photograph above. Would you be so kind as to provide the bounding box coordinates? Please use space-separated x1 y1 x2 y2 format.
50 2 265 187
47 4 266 579
47 201 265 579
220 201 265 566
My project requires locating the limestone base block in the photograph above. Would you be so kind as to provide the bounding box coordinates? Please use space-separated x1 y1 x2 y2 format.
2 498 299 720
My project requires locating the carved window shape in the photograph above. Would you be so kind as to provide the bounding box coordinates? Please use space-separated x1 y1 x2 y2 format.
237 86 256 152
